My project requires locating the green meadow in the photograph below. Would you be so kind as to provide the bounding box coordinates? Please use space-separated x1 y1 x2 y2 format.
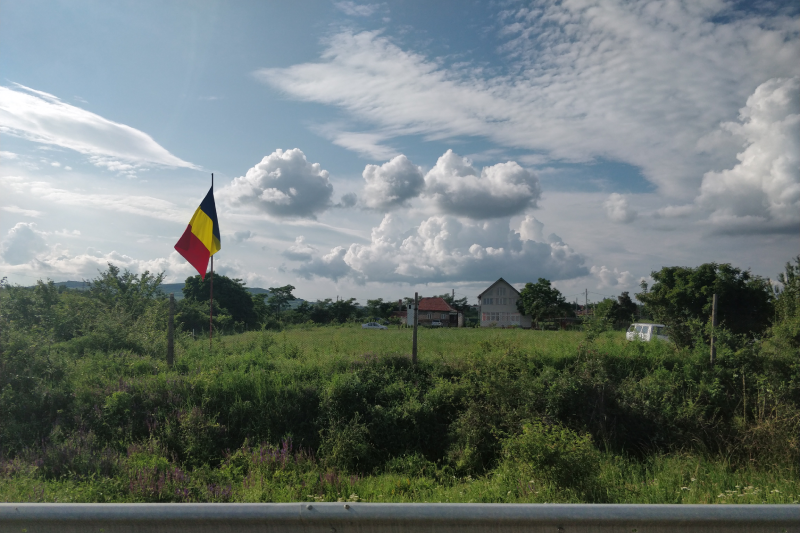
2 317 798 504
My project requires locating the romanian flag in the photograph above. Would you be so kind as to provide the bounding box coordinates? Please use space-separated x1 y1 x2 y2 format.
174 187 220 278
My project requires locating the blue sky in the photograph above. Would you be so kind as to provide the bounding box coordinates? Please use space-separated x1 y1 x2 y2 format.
1 0 798 304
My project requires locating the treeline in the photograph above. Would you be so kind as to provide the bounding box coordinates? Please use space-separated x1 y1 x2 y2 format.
178 276 474 332
519 261 790 349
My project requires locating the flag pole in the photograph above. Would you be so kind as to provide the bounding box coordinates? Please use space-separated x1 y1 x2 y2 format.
209 173 214 350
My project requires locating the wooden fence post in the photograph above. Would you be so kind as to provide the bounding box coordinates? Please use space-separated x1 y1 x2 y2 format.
167 293 175 368
710 293 717 366
412 292 418 365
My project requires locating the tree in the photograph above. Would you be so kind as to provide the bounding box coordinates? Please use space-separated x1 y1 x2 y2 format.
183 274 259 329
768 256 800 351
267 285 296 315
517 278 571 327
283 301 313 325
595 292 638 326
89 263 165 319
308 298 359 324
176 298 232 334
435 293 469 313
329 297 359 323
636 263 773 347
615 292 638 322
774 255 800 324
365 298 399 320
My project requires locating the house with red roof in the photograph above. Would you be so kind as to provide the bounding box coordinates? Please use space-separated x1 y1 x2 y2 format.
406 297 460 327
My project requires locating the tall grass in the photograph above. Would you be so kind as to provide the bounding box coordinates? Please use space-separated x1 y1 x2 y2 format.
1 323 798 503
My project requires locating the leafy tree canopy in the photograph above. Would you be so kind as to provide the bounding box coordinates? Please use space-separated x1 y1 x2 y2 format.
775 255 799 323
595 292 638 324
517 278 572 324
365 298 400 320
183 274 258 329
309 298 359 324
636 262 773 347
435 293 469 313
89 263 165 319
267 285 296 315
768 256 800 351
176 298 232 334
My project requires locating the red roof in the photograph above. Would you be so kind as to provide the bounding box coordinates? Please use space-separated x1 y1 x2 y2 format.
418 297 455 312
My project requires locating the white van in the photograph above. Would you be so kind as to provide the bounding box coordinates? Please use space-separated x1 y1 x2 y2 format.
626 323 669 342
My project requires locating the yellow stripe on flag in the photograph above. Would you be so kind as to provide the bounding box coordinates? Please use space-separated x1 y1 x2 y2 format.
189 207 221 255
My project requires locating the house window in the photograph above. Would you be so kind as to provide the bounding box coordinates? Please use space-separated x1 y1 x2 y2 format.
498 287 507 296
510 313 520 324
427 313 432 319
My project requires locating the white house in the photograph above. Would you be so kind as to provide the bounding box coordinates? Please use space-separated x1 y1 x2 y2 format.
478 278 532 328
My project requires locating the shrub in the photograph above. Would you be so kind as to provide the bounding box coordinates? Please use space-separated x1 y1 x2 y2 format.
318 413 373 473
501 419 600 489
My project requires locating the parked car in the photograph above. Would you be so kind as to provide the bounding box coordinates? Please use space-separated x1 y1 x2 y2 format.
362 322 387 330
626 323 669 342
430 321 443 327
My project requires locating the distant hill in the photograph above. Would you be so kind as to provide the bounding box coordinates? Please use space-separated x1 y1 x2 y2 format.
48 281 303 307
51 280 91 291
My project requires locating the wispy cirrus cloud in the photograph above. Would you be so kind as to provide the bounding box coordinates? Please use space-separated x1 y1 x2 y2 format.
0 83 197 171
2 205 43 218
256 2 799 199
334 1 382 17
1 175 185 223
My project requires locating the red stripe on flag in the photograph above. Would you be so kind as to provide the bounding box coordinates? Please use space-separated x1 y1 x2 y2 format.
174 224 211 279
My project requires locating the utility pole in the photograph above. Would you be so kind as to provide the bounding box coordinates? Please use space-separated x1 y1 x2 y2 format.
585 289 588 315
167 293 175 368
710 293 718 366
412 292 418 365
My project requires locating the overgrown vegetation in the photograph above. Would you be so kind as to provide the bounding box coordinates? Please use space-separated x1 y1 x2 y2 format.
0 259 798 503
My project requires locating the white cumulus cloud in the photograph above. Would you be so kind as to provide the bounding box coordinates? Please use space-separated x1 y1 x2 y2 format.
219 148 334 218
295 213 587 284
603 193 637 224
423 150 541 219
362 154 425 210
282 236 317 261
296 245 357 282
590 265 636 289
0 222 47 265
697 77 800 234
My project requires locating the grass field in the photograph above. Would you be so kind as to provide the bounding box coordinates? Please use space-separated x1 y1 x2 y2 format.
2 325 798 504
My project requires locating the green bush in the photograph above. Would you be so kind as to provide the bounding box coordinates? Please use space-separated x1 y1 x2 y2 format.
501 419 600 489
318 413 374 473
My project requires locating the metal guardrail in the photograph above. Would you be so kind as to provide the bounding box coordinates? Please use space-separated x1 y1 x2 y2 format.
1 503 799 533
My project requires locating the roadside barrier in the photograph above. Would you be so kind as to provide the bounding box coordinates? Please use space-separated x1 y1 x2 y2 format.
1 503 798 533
